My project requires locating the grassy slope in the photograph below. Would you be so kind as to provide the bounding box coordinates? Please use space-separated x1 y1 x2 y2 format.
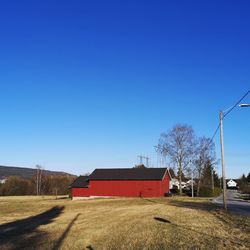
0 196 249 250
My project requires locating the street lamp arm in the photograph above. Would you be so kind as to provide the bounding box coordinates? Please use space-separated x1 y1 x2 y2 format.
239 104 250 107
223 90 250 118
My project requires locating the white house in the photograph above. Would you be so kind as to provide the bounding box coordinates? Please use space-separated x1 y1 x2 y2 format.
227 179 237 188
0 178 6 184
186 179 196 187
169 178 188 189
169 178 179 189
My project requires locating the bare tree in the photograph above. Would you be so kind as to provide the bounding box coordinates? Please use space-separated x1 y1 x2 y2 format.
157 124 195 195
36 165 43 195
194 137 216 196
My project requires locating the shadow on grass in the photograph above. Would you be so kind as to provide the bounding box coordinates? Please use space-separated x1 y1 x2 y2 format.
86 245 94 250
56 196 70 200
146 198 249 246
167 199 250 233
0 206 64 250
52 213 81 250
154 217 171 223
167 199 216 212
143 197 217 213
142 198 168 205
153 216 247 247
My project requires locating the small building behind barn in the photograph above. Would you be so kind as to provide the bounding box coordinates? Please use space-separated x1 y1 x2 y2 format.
169 178 190 190
0 177 7 184
71 167 170 199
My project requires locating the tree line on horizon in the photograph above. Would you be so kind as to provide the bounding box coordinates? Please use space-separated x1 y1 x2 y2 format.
0 173 74 196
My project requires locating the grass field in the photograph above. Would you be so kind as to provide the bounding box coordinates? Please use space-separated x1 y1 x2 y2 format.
0 196 249 250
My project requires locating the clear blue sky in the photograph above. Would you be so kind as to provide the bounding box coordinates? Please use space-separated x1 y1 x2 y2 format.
0 1 249 178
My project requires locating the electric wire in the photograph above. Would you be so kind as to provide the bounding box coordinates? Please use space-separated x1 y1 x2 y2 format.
156 90 250 161
210 123 220 144
223 90 250 118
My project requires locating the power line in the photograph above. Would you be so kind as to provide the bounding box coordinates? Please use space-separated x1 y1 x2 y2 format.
210 123 220 143
207 89 250 148
223 90 250 118
155 90 250 165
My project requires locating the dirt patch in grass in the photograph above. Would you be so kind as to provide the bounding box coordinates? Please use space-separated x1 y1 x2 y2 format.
0 196 249 249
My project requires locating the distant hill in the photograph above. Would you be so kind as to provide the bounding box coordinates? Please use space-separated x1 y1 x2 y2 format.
0 165 76 180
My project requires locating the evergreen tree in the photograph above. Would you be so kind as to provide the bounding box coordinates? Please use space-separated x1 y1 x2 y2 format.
247 173 250 183
213 170 220 188
168 168 175 178
242 174 247 182
201 161 211 187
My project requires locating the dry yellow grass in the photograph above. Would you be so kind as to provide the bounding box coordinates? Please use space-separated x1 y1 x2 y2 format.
0 196 249 250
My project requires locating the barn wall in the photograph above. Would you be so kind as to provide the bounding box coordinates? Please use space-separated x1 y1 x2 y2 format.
72 187 90 197
89 179 169 197
72 174 170 198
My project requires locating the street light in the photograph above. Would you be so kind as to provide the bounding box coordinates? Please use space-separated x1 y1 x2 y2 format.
220 103 250 210
239 104 250 107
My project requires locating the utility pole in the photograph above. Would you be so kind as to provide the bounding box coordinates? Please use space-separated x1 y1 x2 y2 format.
219 111 227 210
191 170 194 198
138 155 143 165
39 167 42 195
217 93 250 209
36 166 39 196
137 155 150 167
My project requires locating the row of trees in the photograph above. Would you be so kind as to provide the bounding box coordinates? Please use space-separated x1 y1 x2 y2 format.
238 173 250 194
0 174 74 196
157 124 219 196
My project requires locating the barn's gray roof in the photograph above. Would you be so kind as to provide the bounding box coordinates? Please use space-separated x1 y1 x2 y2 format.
70 176 89 188
89 168 167 180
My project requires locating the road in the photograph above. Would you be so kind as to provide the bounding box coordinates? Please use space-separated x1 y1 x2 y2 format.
213 190 250 216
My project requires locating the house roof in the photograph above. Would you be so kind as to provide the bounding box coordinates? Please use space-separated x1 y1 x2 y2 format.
89 168 168 180
70 176 89 188
226 179 238 183
227 179 237 183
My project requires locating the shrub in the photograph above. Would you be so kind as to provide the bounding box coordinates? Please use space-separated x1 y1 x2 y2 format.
0 176 32 195
198 187 222 197
240 183 250 194
170 185 179 194
213 187 221 197
0 175 73 196
198 187 213 197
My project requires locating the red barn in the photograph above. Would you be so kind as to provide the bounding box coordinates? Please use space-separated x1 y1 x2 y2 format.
71 168 170 199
